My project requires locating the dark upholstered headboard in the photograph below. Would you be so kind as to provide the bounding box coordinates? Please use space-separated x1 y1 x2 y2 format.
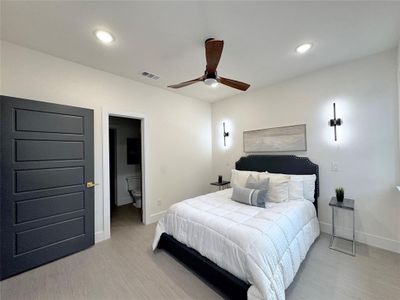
235 155 319 214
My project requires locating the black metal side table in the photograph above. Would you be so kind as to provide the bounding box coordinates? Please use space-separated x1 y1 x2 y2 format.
210 181 230 191
329 197 355 256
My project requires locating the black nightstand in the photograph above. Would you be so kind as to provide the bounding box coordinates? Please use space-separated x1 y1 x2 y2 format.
329 197 355 256
210 181 230 191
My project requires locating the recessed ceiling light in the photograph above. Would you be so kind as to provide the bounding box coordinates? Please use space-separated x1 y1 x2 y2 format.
94 30 114 44
296 43 313 54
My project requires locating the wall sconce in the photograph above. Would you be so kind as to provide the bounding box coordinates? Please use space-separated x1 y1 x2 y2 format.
223 122 230 147
329 102 342 141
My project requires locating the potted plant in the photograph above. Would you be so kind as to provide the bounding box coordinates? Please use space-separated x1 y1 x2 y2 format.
335 187 344 202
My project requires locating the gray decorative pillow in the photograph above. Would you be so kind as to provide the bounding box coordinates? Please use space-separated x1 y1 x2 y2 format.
246 174 270 190
231 185 267 207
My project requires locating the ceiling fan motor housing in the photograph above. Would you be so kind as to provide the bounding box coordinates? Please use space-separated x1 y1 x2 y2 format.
204 70 217 79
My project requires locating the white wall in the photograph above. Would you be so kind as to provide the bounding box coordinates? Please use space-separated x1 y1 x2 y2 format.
212 49 400 253
109 117 141 206
1 40 399 253
0 41 212 241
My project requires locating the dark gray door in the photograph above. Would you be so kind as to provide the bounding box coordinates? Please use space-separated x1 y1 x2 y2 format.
0 96 94 280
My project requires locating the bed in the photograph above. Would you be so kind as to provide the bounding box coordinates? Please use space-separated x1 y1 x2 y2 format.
153 155 320 300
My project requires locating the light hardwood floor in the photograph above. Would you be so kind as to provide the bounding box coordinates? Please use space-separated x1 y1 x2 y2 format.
1 204 399 300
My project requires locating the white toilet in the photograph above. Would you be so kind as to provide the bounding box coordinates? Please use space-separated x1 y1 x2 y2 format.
126 174 142 208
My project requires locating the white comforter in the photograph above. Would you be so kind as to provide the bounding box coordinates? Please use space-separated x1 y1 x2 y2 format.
153 189 320 300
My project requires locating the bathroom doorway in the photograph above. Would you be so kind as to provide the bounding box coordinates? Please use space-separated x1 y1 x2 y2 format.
108 116 142 226
101 108 149 242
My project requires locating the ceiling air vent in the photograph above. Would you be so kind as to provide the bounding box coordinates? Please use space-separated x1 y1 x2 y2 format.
141 71 160 80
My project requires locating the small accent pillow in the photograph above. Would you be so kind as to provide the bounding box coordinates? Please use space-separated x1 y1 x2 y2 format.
231 185 267 207
245 174 270 202
231 170 262 188
245 174 270 190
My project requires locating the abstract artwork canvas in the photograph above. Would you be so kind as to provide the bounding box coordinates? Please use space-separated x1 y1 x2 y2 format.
243 124 307 152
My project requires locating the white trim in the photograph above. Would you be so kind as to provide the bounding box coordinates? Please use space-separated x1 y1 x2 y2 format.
148 210 167 224
319 221 400 254
102 109 149 241
95 230 107 243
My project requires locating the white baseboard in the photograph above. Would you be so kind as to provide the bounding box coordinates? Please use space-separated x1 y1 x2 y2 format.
147 210 167 224
319 221 400 254
95 230 109 243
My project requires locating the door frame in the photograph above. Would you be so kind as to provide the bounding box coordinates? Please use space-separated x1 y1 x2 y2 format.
102 109 148 240
108 128 117 207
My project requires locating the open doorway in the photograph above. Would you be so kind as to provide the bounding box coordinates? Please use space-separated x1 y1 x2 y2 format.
109 116 143 228
101 110 147 242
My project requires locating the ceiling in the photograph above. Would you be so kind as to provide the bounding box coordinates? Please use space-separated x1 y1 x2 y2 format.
1 1 400 102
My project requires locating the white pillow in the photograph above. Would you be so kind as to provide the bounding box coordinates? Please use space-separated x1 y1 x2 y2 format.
260 173 290 203
301 175 316 201
231 170 261 188
287 177 304 200
266 172 316 202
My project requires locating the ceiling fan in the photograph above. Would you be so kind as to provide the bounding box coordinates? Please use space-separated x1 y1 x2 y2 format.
168 38 250 91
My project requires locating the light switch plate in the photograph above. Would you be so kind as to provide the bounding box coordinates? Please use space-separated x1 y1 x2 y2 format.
331 162 339 172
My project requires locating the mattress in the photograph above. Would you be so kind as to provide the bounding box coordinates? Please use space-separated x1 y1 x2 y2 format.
153 188 320 300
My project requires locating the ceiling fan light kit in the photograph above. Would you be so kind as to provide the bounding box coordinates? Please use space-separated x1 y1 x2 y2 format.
168 38 250 91
204 78 219 88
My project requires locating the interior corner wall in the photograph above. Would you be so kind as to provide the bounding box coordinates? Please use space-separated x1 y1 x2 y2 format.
212 49 400 253
0 41 213 241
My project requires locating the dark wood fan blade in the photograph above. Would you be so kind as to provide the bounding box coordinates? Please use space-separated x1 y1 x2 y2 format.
219 77 250 91
168 76 204 89
205 39 224 74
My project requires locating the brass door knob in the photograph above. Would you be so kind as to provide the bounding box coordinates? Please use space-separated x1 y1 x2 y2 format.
86 181 98 188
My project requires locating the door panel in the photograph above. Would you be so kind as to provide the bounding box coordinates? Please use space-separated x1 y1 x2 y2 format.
16 217 85 255
16 167 84 192
16 192 84 223
1 96 94 279
16 140 84 161
15 108 84 134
